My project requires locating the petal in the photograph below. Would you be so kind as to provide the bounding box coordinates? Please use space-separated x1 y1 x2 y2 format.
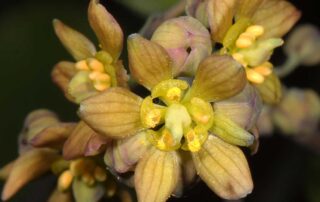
236 0 264 19
254 73 282 104
104 131 150 173
192 135 253 200
88 0 123 59
207 0 237 42
151 16 211 76
115 60 129 88
30 123 76 148
80 87 143 138
51 61 77 101
72 178 105 202
0 161 15 180
210 113 254 147
68 71 98 103
48 189 73 202
128 34 173 90
251 0 301 39
187 55 247 102
185 0 209 27
134 148 180 202
213 84 262 130
1 149 59 201
53 19 96 61
63 122 109 160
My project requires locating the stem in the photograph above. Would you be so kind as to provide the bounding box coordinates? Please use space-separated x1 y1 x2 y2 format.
274 54 301 78
139 0 186 38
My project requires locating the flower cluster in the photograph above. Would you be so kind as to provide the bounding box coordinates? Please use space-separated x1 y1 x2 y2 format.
1 0 309 202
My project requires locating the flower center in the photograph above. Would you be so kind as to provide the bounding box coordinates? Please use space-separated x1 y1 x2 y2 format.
75 57 112 91
141 79 214 152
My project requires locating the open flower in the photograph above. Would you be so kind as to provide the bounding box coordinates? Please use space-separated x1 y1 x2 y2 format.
187 0 301 104
79 34 259 201
52 0 128 103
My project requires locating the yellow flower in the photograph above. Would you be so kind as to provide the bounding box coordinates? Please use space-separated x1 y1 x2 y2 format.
79 34 259 201
52 0 128 103
187 0 301 104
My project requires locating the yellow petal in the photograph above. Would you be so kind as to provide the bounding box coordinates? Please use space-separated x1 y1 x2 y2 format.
207 0 237 42
104 131 150 173
236 0 264 19
88 0 123 59
254 73 282 104
135 148 180 202
251 0 301 39
210 113 254 146
214 84 262 130
187 55 247 102
128 34 173 90
192 135 253 200
80 87 143 138
53 19 96 61
51 61 77 102
1 149 59 201
30 123 76 148
63 121 109 160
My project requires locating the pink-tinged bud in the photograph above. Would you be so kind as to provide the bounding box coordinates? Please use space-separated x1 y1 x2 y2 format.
273 88 320 136
151 16 211 76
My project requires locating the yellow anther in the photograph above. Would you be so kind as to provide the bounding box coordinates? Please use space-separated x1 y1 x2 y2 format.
185 129 201 152
90 72 111 91
253 62 273 76
246 68 265 84
145 109 162 128
75 60 90 71
58 170 73 191
82 172 95 186
246 25 264 37
232 53 247 67
236 33 255 49
157 129 177 150
93 166 107 182
88 58 104 72
89 71 101 80
70 159 85 177
93 81 110 91
96 73 111 82
166 87 182 102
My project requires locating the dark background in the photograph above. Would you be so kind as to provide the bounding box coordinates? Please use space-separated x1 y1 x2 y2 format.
0 0 319 201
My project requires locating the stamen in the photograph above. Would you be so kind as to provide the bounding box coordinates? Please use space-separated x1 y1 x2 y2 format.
253 62 273 76
246 25 264 37
166 87 182 102
88 58 104 72
82 172 95 186
58 170 73 191
75 60 89 71
93 81 110 91
232 53 247 67
185 129 201 152
93 166 107 182
236 33 255 49
246 68 265 84
145 109 162 128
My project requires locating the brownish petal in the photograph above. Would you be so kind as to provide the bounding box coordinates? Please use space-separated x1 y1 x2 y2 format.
187 55 247 102
128 34 173 90
30 123 77 149
207 0 237 42
192 135 253 200
104 131 150 173
80 87 143 138
115 60 129 88
63 121 109 160
51 61 77 102
134 148 180 202
0 161 15 180
53 19 96 61
236 0 264 19
88 0 123 59
1 149 59 201
251 0 301 39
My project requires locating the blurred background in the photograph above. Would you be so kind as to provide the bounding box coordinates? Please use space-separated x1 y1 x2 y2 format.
0 0 319 201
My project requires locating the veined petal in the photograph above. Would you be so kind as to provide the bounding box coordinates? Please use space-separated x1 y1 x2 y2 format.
51 61 77 101
80 87 143 138
187 55 247 102
151 16 211 76
135 148 180 202
63 121 109 160
214 84 262 130
53 19 96 61
1 149 59 201
251 0 301 39
128 34 173 90
104 131 150 173
254 73 282 104
72 178 105 202
207 0 237 42
30 123 77 148
236 0 264 19
192 135 253 200
88 0 123 59
210 113 254 147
